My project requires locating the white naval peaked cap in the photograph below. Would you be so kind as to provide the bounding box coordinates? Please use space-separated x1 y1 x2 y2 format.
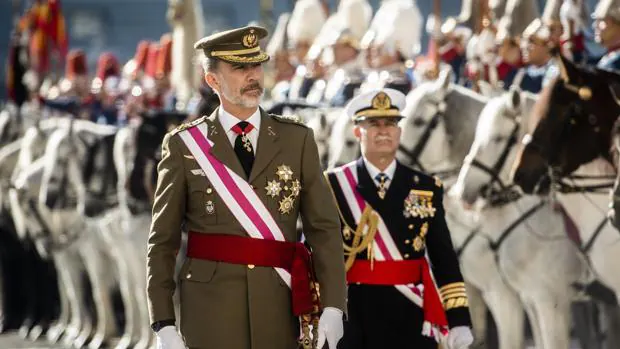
372 0 423 59
337 0 373 41
345 88 407 122
266 12 291 57
592 0 620 22
287 0 327 47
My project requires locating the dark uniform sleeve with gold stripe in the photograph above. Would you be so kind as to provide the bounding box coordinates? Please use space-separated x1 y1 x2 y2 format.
425 181 472 328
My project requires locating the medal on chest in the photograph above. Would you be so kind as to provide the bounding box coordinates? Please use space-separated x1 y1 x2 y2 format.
265 164 301 214
404 189 436 218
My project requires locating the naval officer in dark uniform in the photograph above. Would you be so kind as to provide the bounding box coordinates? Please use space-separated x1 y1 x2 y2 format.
325 88 473 349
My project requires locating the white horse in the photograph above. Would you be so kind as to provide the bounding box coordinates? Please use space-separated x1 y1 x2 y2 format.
452 89 590 349
304 107 343 168
110 122 155 349
37 121 121 349
398 70 488 183
399 71 525 349
167 0 206 110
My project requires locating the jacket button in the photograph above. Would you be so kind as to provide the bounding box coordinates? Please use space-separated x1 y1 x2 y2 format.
405 239 411 244
248 264 255 269
186 273 192 279
404 254 410 259
206 188 213 194
408 224 414 230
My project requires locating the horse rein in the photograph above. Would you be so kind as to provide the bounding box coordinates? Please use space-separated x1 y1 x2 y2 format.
398 99 460 178
463 115 522 206
524 89 615 195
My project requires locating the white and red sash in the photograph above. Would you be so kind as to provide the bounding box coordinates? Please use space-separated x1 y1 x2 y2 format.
178 123 292 288
331 161 448 340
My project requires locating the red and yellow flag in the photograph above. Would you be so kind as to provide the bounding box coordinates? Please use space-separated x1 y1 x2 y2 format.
27 0 68 75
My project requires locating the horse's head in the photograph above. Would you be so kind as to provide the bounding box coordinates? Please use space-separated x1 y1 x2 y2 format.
38 127 89 235
398 69 452 171
511 55 620 194
306 109 340 168
453 88 523 205
127 111 187 206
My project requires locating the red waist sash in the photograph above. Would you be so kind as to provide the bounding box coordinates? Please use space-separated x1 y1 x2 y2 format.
187 232 318 316
347 259 447 328
347 260 424 285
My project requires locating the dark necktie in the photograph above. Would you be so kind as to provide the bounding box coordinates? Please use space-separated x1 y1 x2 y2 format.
375 173 388 199
232 121 255 177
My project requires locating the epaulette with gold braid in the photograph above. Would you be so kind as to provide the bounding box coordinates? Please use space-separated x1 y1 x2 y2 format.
170 116 206 135
271 113 306 126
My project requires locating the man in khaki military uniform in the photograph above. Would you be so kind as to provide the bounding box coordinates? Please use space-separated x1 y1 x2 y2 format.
146 25 347 349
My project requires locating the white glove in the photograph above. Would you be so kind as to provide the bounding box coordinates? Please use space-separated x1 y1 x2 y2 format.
316 307 344 348
156 326 186 349
446 326 474 349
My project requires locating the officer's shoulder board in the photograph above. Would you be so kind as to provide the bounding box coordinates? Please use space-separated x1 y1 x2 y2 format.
408 167 443 190
169 115 208 135
270 113 307 127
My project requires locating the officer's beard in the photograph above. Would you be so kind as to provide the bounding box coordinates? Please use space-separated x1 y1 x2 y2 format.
219 77 263 109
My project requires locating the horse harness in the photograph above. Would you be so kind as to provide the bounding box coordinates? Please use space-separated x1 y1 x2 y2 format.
461 111 548 257
397 98 460 179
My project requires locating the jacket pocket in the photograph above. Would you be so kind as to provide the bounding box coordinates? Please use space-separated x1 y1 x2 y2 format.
182 258 218 283
187 178 218 224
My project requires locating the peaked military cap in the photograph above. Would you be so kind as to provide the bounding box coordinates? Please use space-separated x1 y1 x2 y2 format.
345 88 406 123
194 25 270 65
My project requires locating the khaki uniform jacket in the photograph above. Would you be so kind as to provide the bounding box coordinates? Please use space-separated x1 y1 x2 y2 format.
146 107 346 349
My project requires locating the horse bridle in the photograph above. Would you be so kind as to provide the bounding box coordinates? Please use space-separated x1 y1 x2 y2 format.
524 85 615 194
398 99 460 178
463 113 522 206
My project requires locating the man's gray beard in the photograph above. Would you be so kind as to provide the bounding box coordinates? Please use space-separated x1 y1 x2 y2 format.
227 90 263 109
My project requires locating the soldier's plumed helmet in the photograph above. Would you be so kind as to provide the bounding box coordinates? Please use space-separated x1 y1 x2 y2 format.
592 0 620 22
522 18 551 44
65 49 87 79
194 26 270 65
345 88 406 123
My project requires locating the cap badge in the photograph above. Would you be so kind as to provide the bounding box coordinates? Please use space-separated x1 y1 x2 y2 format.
242 29 258 48
371 92 392 110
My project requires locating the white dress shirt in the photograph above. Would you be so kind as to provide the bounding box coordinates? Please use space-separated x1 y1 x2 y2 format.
363 157 397 190
218 106 261 154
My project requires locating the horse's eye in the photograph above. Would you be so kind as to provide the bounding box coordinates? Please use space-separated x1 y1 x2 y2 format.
346 140 356 146
413 117 426 127
493 135 504 143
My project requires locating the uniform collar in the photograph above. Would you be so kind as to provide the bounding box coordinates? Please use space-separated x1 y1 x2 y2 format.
363 157 397 181
218 105 261 133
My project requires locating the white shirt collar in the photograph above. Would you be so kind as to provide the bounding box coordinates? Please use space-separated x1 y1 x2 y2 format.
218 106 261 133
363 157 397 183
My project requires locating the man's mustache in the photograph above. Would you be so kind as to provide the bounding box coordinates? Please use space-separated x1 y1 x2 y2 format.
241 83 263 93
